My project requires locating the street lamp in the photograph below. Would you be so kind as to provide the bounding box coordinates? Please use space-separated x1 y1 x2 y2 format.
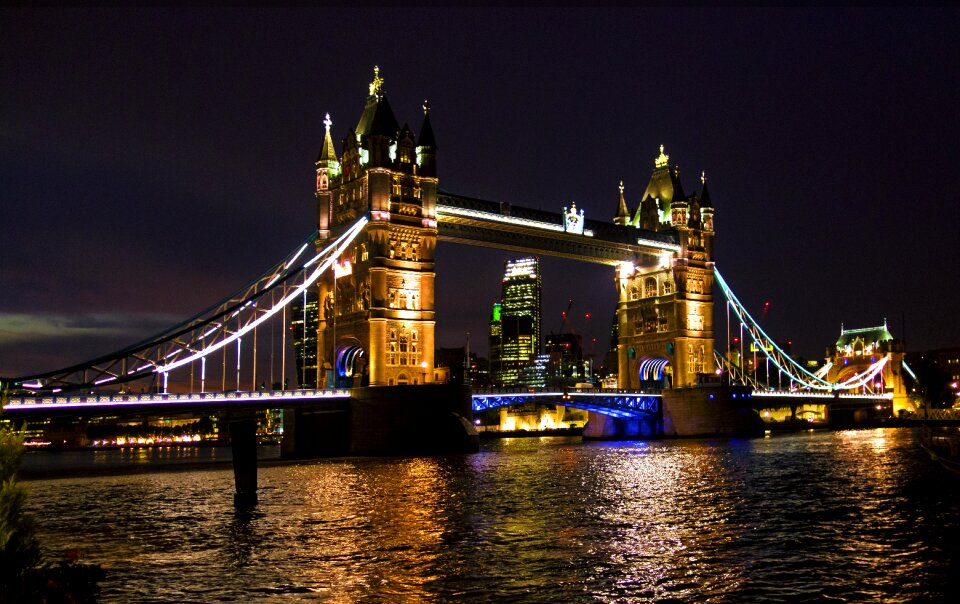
420 360 428 384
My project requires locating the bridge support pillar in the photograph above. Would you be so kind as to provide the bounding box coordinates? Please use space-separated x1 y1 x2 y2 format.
583 412 662 440
661 386 764 437
283 384 478 457
227 416 258 507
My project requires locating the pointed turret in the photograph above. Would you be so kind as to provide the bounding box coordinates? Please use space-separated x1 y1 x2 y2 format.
356 66 399 168
315 113 340 237
699 171 713 208
640 145 687 224
699 171 715 232
613 180 630 225
417 100 437 177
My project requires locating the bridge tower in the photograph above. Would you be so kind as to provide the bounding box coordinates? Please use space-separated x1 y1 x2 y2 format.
313 67 438 388
614 147 716 389
826 322 910 414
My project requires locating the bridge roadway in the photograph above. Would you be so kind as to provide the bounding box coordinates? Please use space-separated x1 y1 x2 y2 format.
2 388 353 419
2 387 661 420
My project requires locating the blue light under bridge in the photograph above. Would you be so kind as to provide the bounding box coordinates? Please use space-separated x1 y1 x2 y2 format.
471 389 661 419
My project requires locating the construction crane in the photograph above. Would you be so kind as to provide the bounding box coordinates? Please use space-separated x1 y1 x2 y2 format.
759 300 771 324
558 299 575 334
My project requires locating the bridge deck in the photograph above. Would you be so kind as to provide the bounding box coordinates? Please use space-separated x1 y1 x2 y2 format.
2 389 352 418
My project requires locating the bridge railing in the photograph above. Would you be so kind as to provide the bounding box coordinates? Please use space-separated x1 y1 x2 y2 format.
3 388 353 408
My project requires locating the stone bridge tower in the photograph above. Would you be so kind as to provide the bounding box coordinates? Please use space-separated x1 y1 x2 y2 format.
613 147 716 389
313 67 438 387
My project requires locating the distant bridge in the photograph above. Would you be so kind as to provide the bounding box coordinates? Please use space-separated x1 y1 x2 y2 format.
471 388 662 419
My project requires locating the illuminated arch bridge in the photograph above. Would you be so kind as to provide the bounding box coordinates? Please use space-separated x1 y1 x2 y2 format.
471 389 662 419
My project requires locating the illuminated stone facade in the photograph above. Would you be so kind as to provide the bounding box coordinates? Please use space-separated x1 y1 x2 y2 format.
312 68 437 387
614 148 716 389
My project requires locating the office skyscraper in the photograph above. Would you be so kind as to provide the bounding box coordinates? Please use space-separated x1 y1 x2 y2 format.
489 257 541 386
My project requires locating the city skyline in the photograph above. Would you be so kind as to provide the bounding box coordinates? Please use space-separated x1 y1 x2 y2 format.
3 8 960 377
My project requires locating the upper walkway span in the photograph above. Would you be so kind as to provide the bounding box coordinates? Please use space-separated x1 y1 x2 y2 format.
436 192 680 264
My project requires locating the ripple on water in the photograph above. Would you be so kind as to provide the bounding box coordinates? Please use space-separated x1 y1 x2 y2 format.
21 429 960 602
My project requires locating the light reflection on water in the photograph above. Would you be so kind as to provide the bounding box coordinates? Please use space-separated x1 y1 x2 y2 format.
22 429 960 602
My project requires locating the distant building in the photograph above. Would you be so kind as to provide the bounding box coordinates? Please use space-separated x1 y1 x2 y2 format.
489 257 542 386
290 289 319 387
544 333 589 387
909 347 960 385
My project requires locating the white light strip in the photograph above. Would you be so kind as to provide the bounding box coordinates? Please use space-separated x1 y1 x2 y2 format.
902 360 918 380
264 272 283 289
155 217 367 374
636 237 682 252
304 232 352 268
752 391 893 400
472 391 661 399
6 389 353 410
285 242 310 270
94 376 117 385
437 205 565 232
835 357 889 389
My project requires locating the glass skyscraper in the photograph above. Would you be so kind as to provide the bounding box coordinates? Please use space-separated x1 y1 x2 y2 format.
489 257 541 386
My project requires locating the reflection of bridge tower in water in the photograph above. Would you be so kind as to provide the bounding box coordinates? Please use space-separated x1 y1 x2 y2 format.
313 67 438 388
614 146 716 389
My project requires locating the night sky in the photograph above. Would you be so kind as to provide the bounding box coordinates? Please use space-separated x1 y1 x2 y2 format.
2 7 959 379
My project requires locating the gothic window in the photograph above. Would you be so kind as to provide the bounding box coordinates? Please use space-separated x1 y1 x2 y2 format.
360 243 369 262
398 291 408 309
662 281 673 295
389 241 396 259
630 286 639 301
644 277 658 298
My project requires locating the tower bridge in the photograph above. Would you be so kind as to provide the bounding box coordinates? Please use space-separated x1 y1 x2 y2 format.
1 67 919 503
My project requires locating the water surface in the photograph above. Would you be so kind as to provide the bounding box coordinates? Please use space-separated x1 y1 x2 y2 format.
23 429 960 602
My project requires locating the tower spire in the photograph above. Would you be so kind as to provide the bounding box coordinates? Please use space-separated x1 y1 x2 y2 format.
317 112 337 163
655 144 669 169
614 180 630 225
369 65 384 97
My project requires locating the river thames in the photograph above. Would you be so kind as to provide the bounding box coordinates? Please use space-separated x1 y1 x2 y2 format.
21 428 960 602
